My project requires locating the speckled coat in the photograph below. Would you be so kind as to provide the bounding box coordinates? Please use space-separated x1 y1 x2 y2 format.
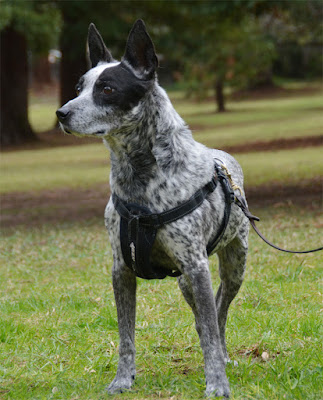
56 20 250 398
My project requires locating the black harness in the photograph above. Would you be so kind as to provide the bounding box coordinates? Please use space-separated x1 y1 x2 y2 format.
112 162 234 280
112 161 323 280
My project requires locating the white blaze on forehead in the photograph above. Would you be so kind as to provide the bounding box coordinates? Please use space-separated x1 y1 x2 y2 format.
81 62 120 95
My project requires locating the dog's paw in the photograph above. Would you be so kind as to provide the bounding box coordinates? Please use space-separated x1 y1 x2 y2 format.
107 374 135 395
205 377 230 398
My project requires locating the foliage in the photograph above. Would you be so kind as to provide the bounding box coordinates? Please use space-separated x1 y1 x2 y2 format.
152 1 276 111
258 0 323 45
184 14 276 100
0 0 62 54
258 0 323 79
152 0 322 108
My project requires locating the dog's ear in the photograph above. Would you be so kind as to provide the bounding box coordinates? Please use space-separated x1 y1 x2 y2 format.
88 23 113 68
122 19 158 79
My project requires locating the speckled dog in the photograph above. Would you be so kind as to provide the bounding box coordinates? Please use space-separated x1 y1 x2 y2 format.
56 20 249 398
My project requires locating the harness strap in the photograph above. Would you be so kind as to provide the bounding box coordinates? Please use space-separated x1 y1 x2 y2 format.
112 175 218 228
206 165 235 254
112 162 233 279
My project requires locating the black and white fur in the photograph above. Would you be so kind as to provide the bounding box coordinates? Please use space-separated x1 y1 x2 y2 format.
56 20 249 398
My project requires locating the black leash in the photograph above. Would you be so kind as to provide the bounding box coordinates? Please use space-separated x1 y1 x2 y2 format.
235 193 323 254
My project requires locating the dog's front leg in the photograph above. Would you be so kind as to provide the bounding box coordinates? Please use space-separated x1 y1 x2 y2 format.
184 260 230 398
107 260 137 394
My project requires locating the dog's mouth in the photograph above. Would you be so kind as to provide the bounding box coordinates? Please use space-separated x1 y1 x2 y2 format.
58 122 72 135
60 124 106 137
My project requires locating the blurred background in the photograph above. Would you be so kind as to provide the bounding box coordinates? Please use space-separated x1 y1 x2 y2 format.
1 0 322 226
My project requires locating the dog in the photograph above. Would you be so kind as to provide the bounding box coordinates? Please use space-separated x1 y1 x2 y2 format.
56 20 249 398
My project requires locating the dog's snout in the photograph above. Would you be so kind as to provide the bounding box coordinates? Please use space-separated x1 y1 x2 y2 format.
56 108 71 122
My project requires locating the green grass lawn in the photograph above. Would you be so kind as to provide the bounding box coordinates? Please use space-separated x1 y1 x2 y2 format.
173 90 323 147
1 83 322 399
1 208 322 400
1 143 109 193
1 144 322 193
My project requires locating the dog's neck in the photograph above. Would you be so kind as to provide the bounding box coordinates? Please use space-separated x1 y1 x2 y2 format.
104 84 195 201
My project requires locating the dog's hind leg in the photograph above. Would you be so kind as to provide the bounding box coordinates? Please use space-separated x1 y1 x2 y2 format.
216 223 249 363
178 258 230 398
107 261 137 394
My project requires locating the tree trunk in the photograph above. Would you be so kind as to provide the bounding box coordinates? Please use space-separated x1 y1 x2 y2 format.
215 77 225 112
59 47 87 106
0 26 37 147
32 55 52 88
59 13 88 107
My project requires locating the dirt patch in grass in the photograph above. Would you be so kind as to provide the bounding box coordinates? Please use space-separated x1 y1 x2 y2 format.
246 177 322 209
3 129 322 154
221 135 322 154
0 185 109 229
2 129 102 152
1 178 321 230
230 84 322 101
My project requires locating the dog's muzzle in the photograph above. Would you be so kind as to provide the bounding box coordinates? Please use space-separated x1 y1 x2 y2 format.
56 107 73 134
56 107 71 122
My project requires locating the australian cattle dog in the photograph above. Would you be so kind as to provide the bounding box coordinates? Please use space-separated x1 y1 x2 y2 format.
56 20 249 398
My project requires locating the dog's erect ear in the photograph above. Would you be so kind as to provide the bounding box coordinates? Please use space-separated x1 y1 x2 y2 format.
122 19 158 79
88 23 113 68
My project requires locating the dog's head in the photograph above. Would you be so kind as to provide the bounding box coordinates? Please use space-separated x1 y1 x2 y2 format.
56 20 158 137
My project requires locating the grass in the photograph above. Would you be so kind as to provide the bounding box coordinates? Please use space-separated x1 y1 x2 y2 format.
1 143 109 193
235 146 323 187
0 208 322 399
1 82 322 399
28 87 59 133
173 89 323 147
1 144 322 194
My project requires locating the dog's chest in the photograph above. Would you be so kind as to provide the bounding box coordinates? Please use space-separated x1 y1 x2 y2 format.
105 202 204 274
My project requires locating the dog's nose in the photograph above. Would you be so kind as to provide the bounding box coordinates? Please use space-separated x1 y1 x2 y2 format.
56 108 70 122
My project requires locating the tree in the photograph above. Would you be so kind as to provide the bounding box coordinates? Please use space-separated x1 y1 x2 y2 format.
0 1 61 147
0 25 35 146
169 1 276 112
57 1 133 107
257 0 323 79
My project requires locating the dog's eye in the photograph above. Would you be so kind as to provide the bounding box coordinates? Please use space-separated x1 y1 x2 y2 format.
75 86 81 96
103 86 115 95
